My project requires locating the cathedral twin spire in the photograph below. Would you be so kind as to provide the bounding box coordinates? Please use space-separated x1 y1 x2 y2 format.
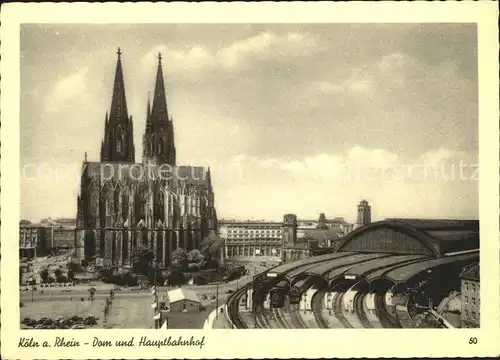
100 48 176 166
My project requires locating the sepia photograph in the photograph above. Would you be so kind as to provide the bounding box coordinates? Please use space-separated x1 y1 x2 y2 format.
1 2 498 359
18 22 480 330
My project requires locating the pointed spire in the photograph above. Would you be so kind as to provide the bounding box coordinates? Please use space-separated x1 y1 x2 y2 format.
146 92 152 128
101 48 135 163
151 52 169 123
129 116 135 162
109 47 129 124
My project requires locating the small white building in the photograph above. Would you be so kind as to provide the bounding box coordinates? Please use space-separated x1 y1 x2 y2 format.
167 288 201 313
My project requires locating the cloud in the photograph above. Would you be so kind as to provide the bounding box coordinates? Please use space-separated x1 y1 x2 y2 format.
421 148 455 166
309 52 454 98
420 148 477 167
347 146 399 168
213 146 478 221
140 31 321 79
221 146 399 183
44 67 89 112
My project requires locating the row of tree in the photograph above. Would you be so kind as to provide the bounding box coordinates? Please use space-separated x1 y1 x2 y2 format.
38 268 75 284
98 232 225 286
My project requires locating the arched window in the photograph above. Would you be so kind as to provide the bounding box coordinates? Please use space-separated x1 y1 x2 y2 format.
117 138 122 153
157 138 164 154
116 128 124 153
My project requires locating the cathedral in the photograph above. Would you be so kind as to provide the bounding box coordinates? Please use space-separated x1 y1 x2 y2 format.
75 48 218 269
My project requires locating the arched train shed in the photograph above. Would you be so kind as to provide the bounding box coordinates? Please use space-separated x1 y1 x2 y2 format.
334 219 479 257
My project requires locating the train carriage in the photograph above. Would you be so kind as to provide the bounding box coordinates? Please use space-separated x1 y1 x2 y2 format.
270 280 289 308
290 277 312 305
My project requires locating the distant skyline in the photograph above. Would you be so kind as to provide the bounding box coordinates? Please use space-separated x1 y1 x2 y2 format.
20 24 478 223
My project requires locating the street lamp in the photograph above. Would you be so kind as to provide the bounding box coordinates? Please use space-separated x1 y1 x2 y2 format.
30 277 35 302
216 283 220 319
252 273 259 329
213 281 224 320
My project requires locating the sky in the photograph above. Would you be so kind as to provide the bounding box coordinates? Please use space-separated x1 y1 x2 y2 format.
20 23 478 223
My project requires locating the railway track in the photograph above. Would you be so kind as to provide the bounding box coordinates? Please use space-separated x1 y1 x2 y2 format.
227 258 337 328
374 292 401 328
354 292 372 328
288 305 307 329
312 289 329 328
226 282 253 328
332 290 353 328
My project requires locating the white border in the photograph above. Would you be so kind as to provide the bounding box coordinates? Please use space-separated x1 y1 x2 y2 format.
1 2 499 359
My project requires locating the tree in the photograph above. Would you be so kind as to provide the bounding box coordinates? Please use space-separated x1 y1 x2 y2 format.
39 268 49 283
57 274 68 283
97 267 113 282
167 269 186 286
187 249 204 264
132 247 154 276
171 248 188 271
200 232 223 267
68 268 75 282
54 268 62 280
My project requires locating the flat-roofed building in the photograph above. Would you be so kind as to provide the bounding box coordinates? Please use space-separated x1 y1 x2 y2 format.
460 263 480 328
19 224 40 259
19 220 77 257
219 220 283 259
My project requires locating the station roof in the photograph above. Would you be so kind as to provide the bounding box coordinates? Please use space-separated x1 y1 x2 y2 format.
268 252 351 276
325 262 368 282
382 251 479 283
292 277 310 290
365 257 434 282
385 219 479 244
345 254 429 278
336 218 479 257
461 263 479 281
307 253 384 276
324 253 395 281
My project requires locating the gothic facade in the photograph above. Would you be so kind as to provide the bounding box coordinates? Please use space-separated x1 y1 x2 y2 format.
75 49 217 269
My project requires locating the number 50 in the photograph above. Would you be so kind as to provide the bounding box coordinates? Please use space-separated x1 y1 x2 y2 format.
469 337 478 344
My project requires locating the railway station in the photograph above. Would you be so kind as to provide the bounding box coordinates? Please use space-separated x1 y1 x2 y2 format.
227 218 480 329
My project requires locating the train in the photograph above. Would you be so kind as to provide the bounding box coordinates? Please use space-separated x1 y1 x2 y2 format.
289 277 312 305
270 280 289 308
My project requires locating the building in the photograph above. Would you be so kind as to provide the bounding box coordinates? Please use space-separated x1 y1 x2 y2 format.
219 211 357 264
167 288 201 312
297 213 354 239
20 218 77 258
282 214 346 262
19 224 40 258
335 219 479 255
40 217 77 228
51 228 76 250
356 199 371 228
220 220 282 259
262 218 479 315
74 49 217 269
460 263 480 328
281 212 355 263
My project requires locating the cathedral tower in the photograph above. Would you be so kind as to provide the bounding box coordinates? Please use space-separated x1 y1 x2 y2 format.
143 53 176 166
100 48 136 163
